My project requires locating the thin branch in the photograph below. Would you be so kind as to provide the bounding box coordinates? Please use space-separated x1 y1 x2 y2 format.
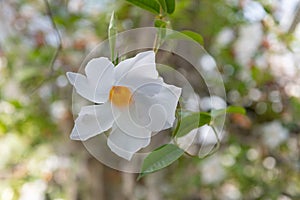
288 2 300 34
44 0 63 75
30 0 62 94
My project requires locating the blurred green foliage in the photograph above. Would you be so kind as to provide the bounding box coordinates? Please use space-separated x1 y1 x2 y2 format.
0 0 299 199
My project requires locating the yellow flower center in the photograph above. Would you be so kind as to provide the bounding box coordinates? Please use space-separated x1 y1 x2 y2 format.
109 86 133 107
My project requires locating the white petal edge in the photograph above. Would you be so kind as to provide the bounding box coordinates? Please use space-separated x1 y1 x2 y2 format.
107 124 151 160
66 72 95 102
157 83 182 128
133 83 182 132
132 93 168 132
70 102 114 141
66 57 114 103
114 51 158 83
85 57 114 99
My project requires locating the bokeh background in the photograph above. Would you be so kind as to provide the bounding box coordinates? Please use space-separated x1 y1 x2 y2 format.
0 0 300 199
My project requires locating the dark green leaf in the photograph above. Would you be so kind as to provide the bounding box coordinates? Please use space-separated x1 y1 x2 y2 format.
165 0 175 14
211 106 246 118
155 0 167 12
175 112 211 138
155 0 175 14
126 0 160 14
138 144 184 179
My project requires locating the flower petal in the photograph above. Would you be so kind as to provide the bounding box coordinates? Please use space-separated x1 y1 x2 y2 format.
157 83 182 128
130 92 153 127
131 92 167 132
107 124 151 160
132 83 181 132
66 72 95 101
114 51 157 79
70 102 115 141
147 104 167 131
113 108 152 139
114 51 160 91
85 57 114 96
122 77 163 97
66 57 114 103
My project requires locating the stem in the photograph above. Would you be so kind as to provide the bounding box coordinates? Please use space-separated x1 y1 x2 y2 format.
211 125 221 146
108 11 117 64
153 32 159 53
172 110 181 137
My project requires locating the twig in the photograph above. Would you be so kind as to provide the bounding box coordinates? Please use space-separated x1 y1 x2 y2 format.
30 0 62 95
288 2 300 34
44 0 63 73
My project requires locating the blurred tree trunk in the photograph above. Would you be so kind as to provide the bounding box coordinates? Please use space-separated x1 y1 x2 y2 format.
61 110 106 200
145 171 164 200
122 172 136 200
86 158 105 200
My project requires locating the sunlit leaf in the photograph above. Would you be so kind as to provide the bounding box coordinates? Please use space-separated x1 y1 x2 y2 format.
211 106 246 118
138 144 184 179
227 106 246 114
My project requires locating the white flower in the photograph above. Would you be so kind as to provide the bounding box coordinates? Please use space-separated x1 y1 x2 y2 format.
66 51 181 160
19 180 47 200
260 121 289 149
200 154 226 184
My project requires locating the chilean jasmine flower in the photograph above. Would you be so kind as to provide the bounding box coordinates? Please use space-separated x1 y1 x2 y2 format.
66 51 181 160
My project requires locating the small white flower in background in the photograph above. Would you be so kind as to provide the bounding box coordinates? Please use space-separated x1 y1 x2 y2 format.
200 154 226 185
19 180 47 200
66 51 181 160
260 121 289 149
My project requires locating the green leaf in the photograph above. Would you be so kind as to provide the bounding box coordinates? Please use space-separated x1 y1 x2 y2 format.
108 11 117 64
251 66 273 85
165 0 175 14
155 0 167 12
181 30 204 45
175 112 211 138
155 0 175 14
211 106 246 118
126 0 160 14
227 106 246 114
138 144 184 179
166 30 204 46
154 19 167 28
